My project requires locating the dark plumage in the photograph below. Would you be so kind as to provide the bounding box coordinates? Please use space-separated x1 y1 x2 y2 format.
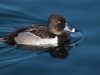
3 14 71 45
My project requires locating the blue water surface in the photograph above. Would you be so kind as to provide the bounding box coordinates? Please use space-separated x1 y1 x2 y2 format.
0 0 100 75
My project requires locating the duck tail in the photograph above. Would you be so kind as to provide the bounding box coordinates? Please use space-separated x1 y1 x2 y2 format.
0 38 6 42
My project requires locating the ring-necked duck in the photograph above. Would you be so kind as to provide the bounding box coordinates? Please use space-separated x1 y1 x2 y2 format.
1 14 76 46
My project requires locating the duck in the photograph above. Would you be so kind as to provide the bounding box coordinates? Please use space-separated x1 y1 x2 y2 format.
0 14 76 46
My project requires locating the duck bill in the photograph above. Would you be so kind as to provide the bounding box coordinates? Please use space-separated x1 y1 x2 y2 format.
64 23 76 32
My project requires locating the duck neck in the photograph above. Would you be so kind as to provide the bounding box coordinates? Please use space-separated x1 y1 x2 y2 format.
47 27 63 35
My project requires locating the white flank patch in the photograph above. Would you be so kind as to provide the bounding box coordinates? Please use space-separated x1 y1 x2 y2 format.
15 32 58 46
64 23 75 32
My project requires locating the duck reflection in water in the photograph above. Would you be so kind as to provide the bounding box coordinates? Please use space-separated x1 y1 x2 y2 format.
14 42 79 59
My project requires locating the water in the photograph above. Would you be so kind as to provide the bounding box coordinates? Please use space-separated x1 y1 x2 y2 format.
0 0 100 75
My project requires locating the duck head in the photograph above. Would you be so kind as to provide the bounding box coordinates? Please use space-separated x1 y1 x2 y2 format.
47 14 66 35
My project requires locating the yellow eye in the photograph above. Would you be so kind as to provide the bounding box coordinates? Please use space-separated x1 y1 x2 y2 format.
60 52 62 55
58 21 61 24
